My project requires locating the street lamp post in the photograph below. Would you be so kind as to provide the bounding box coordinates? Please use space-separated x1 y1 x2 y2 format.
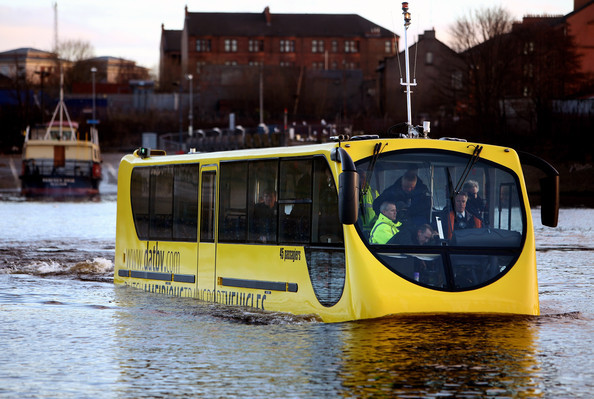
186 74 193 136
172 81 183 147
91 67 97 121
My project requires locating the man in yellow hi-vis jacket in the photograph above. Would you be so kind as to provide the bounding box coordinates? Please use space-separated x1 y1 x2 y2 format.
369 201 402 244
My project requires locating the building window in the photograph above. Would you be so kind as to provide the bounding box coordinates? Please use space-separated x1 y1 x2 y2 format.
344 41 357 53
385 40 393 54
344 62 357 70
280 40 295 53
312 62 324 70
425 51 434 65
196 39 211 52
248 61 262 66
280 61 294 67
196 61 206 74
331 40 338 53
249 39 264 52
451 70 463 90
225 61 238 66
312 40 324 53
344 41 358 53
224 39 238 52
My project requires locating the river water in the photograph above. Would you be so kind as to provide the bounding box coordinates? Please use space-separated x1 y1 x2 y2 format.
0 190 592 397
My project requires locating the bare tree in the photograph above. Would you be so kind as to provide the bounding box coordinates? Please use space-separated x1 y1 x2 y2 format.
449 6 515 136
55 39 95 62
51 39 96 90
450 6 513 53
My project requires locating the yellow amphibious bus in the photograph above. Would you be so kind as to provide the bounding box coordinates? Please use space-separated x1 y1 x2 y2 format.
114 3 559 322
114 135 559 322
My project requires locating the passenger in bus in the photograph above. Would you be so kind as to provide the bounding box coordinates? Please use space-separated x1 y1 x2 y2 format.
253 189 277 242
448 192 482 239
463 180 487 222
414 224 437 245
387 223 436 245
412 224 441 280
373 170 431 226
369 201 402 244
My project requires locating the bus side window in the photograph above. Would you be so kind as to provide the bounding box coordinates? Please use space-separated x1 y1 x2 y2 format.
248 160 278 243
172 164 199 241
218 162 247 242
150 166 174 240
131 165 200 242
200 171 217 243
312 158 342 244
131 167 150 239
279 159 312 243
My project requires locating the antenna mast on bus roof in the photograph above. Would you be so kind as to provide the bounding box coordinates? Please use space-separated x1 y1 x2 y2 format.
400 2 417 137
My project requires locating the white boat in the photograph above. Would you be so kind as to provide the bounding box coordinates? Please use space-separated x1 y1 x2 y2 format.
20 71 101 197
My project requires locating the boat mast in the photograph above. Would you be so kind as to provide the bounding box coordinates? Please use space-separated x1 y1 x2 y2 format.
45 2 76 141
45 66 76 141
400 2 417 137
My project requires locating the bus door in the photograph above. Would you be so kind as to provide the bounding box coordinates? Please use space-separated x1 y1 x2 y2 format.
197 165 218 298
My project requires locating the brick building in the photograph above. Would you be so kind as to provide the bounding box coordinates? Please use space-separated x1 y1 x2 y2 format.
0 48 65 85
379 30 465 130
0 49 148 87
159 7 399 122
161 7 398 86
566 0 594 84
159 26 182 90
87 56 149 84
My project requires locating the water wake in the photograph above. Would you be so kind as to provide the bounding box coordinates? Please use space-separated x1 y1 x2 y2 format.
0 257 114 282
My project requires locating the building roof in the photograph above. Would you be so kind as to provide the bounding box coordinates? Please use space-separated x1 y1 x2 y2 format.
161 28 182 52
565 0 594 19
0 47 55 60
396 30 459 58
88 56 136 64
184 10 396 39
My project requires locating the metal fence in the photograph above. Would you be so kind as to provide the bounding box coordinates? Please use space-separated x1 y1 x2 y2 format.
157 123 352 154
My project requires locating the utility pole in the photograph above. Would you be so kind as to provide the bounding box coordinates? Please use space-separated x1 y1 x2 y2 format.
186 74 193 136
53 2 59 52
259 64 264 125
91 67 97 121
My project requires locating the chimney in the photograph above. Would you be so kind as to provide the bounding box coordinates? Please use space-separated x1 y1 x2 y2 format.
423 29 435 39
574 0 590 10
264 6 271 26
185 5 188 16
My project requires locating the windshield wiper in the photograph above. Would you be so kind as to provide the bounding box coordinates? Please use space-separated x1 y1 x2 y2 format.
362 142 385 195
453 145 483 196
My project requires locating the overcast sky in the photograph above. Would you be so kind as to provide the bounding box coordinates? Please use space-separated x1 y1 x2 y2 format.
0 0 575 71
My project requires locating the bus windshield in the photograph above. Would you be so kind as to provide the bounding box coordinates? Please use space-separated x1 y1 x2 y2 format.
355 149 526 291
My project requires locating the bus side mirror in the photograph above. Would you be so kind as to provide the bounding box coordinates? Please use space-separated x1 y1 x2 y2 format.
339 170 359 225
540 174 559 227
332 147 359 225
519 151 559 228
